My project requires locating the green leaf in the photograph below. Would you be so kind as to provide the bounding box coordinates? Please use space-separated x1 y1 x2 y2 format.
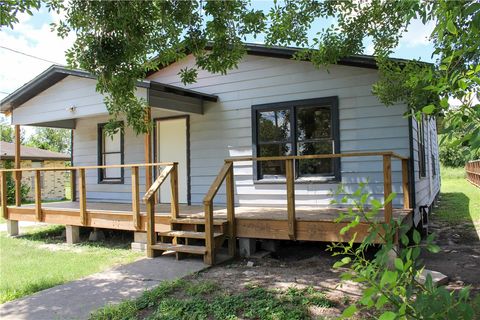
427 244 441 253
422 104 435 114
400 234 409 246
446 20 457 34
342 305 357 318
380 270 397 287
379 311 397 320
394 258 404 271
413 229 421 245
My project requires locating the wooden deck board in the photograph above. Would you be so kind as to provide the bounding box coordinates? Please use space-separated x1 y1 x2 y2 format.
6 201 412 243
18 201 410 222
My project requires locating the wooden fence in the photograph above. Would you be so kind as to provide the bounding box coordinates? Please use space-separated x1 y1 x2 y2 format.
466 160 480 188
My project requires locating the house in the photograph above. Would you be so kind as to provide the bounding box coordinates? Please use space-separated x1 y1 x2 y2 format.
0 141 70 201
0 44 440 264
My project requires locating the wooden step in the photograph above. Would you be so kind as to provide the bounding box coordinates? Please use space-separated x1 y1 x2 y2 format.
171 218 227 225
158 230 223 239
151 243 206 255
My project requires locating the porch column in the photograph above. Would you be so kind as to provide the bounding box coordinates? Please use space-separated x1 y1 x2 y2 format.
144 107 152 191
14 125 21 207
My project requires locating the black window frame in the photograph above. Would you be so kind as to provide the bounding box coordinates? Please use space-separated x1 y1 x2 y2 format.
417 116 427 178
252 97 341 182
97 123 125 184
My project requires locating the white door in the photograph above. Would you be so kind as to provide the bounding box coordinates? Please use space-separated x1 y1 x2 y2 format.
157 117 188 204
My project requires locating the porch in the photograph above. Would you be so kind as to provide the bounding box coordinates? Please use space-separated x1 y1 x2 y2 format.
0 151 412 265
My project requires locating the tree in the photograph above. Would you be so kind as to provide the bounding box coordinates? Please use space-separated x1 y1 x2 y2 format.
26 127 71 154
0 118 24 143
2 1 479 151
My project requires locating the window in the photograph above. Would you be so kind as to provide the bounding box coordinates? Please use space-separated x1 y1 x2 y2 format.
98 123 124 183
252 97 340 181
417 116 426 178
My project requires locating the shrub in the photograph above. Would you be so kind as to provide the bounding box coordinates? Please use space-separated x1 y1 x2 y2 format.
2 160 30 205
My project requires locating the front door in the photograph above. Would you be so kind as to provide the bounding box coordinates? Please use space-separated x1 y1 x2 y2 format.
156 117 189 204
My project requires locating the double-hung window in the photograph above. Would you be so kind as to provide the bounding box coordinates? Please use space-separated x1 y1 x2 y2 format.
417 116 426 178
98 123 124 183
252 97 340 181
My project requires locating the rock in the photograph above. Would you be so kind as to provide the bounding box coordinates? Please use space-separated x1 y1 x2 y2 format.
246 261 254 267
416 269 449 286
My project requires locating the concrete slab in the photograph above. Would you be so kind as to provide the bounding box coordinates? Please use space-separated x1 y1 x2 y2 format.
0 256 206 320
416 269 449 286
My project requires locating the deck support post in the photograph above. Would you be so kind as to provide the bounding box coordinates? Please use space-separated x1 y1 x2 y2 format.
144 107 152 193
170 163 179 219
79 168 87 225
70 169 76 201
226 162 236 257
285 159 296 240
383 155 393 223
131 166 141 229
34 170 42 221
204 202 215 265
0 171 7 220
14 125 21 207
66 225 80 244
401 159 410 210
7 220 19 236
146 197 159 258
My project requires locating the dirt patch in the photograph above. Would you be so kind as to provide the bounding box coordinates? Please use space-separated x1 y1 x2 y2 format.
193 242 364 319
421 216 480 294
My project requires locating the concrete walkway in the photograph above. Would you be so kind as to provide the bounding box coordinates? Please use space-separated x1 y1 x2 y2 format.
0 257 207 320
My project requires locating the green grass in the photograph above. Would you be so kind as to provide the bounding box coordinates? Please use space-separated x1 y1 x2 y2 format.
90 279 334 320
0 225 141 303
436 165 480 222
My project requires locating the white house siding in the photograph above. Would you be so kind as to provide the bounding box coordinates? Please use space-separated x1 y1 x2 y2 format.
411 116 441 224
148 55 411 207
12 76 147 125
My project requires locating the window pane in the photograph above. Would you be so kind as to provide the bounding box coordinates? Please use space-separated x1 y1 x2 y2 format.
104 153 121 178
258 143 291 178
258 109 291 142
297 106 331 141
104 130 121 153
297 141 333 176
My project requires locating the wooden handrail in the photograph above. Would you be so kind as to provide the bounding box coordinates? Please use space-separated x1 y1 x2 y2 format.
143 165 174 202
225 151 408 162
0 162 176 173
203 162 234 265
142 164 178 258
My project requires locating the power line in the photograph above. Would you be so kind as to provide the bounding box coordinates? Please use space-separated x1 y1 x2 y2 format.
0 45 62 65
0 91 11 94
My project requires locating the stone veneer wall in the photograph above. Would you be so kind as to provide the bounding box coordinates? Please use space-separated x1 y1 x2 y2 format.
0 160 68 201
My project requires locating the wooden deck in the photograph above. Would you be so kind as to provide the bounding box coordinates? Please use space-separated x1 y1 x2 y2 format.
7 201 412 243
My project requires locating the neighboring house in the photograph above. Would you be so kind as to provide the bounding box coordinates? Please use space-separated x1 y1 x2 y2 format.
0 141 70 201
0 44 440 263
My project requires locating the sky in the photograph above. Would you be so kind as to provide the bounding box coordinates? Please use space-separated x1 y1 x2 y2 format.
0 2 437 108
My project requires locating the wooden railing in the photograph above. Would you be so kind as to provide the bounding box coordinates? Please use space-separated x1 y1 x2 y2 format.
203 151 410 264
143 163 179 258
466 160 480 188
0 162 176 230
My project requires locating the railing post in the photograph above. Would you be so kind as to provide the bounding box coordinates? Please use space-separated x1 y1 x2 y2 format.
285 159 296 240
70 169 76 201
383 155 393 223
226 162 236 257
204 201 215 265
35 170 42 221
79 168 87 225
170 163 179 219
401 159 410 210
131 166 141 230
14 125 21 207
146 197 156 258
0 171 7 219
